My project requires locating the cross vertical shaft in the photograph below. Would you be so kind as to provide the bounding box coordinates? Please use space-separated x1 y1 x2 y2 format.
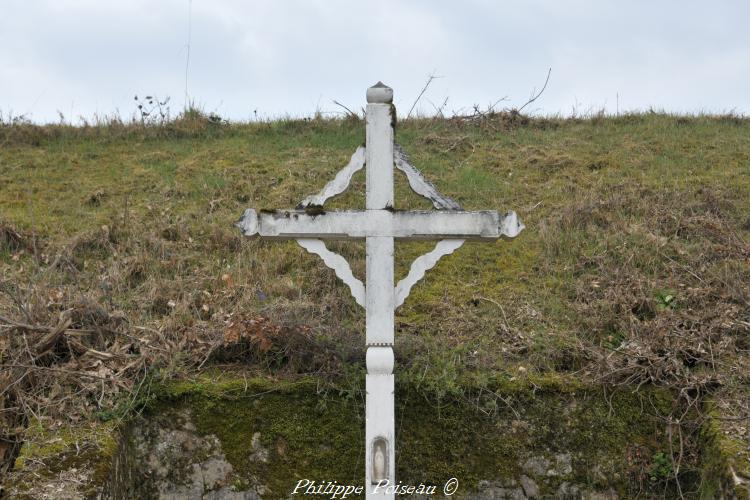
236 82 525 497
364 83 396 497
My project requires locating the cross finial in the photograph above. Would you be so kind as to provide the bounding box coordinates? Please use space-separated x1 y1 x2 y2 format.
366 82 393 103
237 84 523 498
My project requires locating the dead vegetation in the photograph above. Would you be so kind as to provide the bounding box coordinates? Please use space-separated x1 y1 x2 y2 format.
0 224 35 255
537 184 750 493
0 212 366 477
1 112 749 495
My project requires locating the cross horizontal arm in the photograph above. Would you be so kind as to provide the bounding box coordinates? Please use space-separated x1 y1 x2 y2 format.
237 209 523 240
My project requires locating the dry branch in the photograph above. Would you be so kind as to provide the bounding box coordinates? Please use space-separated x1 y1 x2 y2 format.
407 73 442 119
331 100 360 119
517 67 551 113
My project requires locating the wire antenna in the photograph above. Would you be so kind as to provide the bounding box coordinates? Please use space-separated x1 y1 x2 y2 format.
184 0 193 110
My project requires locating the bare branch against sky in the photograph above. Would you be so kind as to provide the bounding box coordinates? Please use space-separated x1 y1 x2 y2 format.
0 0 748 122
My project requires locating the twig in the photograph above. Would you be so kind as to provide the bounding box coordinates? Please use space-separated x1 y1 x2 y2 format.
490 390 520 419
0 370 30 399
659 251 704 284
477 296 510 332
331 100 359 119
451 97 508 121
1 364 116 381
1 281 34 324
0 314 98 337
197 340 221 369
517 67 551 113
486 97 509 114
184 0 193 110
668 418 686 500
24 182 40 267
0 313 49 332
427 97 449 118
712 415 750 421
407 73 442 119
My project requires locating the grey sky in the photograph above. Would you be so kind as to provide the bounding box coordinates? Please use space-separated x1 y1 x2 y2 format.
1 0 749 123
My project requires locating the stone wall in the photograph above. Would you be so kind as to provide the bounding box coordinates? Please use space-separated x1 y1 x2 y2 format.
5 375 742 499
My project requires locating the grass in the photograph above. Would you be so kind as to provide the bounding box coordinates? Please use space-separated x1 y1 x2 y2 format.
1 110 749 496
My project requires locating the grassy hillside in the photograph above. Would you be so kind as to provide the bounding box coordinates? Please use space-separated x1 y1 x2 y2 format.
1 112 749 496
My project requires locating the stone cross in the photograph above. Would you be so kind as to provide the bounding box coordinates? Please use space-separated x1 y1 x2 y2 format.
237 82 524 498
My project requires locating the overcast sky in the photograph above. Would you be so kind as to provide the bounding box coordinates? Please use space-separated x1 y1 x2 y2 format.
1 0 749 123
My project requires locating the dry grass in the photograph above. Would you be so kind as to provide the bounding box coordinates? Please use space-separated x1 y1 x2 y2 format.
1 110 749 492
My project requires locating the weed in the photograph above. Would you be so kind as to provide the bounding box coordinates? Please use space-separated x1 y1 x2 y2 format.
654 290 677 311
650 452 673 482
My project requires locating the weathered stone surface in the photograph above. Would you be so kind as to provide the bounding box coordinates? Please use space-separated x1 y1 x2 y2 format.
104 408 261 499
6 467 94 500
203 488 259 500
2 421 117 500
586 489 619 499
8 376 720 499
522 456 550 477
248 432 269 464
556 481 581 499
519 474 539 497
553 453 573 476
522 453 573 479
470 480 526 499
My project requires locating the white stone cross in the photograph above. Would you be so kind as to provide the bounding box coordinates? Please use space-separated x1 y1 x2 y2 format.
237 82 524 498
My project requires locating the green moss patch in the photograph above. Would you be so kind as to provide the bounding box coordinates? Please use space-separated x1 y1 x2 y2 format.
700 401 750 499
120 373 687 498
6 420 117 499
